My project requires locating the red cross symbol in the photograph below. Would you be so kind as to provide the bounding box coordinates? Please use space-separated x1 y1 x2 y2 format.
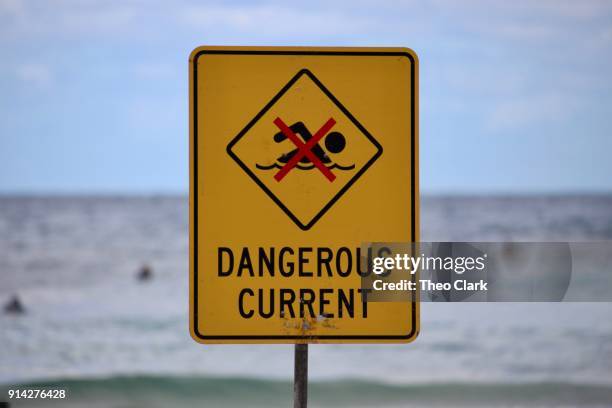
273 117 337 182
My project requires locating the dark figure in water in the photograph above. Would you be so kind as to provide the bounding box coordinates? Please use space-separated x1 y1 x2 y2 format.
274 122 346 167
137 264 153 282
4 294 25 315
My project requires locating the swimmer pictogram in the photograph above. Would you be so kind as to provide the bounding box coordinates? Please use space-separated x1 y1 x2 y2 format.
255 117 356 182
227 69 382 230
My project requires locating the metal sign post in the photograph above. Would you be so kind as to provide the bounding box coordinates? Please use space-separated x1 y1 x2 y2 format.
294 344 308 408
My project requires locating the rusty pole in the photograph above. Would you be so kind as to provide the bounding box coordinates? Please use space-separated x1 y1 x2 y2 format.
294 343 308 408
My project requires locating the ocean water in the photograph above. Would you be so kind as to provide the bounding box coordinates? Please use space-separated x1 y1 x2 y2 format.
1 195 611 407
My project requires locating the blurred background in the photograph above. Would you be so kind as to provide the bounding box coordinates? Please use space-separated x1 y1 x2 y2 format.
1 1 611 407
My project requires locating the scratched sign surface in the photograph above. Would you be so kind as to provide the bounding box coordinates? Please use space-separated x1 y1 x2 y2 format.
189 46 419 343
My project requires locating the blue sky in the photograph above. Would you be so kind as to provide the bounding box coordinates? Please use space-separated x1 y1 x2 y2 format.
0 0 611 193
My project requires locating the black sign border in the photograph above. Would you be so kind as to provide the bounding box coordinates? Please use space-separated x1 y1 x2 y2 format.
192 49 417 341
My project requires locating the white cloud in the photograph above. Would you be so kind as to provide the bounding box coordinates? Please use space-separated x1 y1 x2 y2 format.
131 63 174 80
55 2 137 33
486 92 581 131
0 0 25 17
177 4 376 38
0 0 142 38
14 63 52 86
124 97 183 140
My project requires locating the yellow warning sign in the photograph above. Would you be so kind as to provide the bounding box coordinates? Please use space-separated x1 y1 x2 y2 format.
189 46 419 344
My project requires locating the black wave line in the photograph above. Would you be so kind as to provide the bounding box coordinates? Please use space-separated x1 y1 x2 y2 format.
255 163 279 170
255 162 355 171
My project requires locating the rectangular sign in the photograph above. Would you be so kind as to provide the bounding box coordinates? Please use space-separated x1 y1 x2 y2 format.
189 46 419 343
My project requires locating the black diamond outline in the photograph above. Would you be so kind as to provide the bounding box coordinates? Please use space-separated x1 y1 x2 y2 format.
226 69 383 230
